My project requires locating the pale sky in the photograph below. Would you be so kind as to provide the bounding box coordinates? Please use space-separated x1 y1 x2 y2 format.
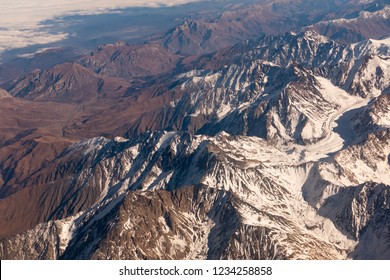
0 0 204 54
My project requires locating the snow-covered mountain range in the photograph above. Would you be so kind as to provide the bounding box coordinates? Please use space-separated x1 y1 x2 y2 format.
0 1 389 260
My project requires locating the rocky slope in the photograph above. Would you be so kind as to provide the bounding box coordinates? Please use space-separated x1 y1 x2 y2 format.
4 62 131 102
1 123 389 259
78 42 182 79
0 11 389 260
307 4 390 44
116 31 390 143
158 0 383 55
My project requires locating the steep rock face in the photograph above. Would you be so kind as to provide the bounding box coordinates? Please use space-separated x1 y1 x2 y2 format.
0 130 359 260
179 65 362 145
352 93 390 137
348 183 390 259
0 137 112 239
365 93 390 127
65 186 239 260
300 128 390 258
0 221 61 260
319 182 390 259
316 129 390 189
193 31 390 98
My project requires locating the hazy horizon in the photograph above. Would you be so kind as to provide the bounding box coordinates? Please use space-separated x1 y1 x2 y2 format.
0 0 208 58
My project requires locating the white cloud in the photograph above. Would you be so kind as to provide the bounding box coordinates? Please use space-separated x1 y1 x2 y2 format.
17 48 55 58
0 28 68 53
0 0 204 55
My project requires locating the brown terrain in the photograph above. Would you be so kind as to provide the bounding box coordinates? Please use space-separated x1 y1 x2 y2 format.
0 56 181 239
307 5 390 44
158 0 327 55
78 42 182 78
0 0 389 260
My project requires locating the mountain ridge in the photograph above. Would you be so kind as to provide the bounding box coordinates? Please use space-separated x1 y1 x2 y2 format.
0 2 390 260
